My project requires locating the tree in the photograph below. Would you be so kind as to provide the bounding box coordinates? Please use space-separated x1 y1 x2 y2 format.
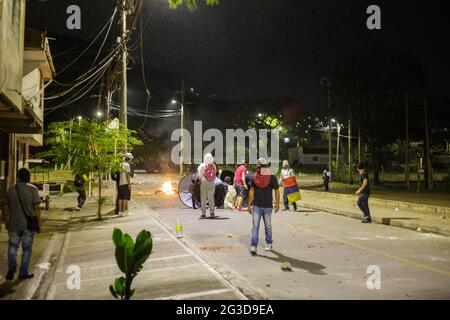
332 46 425 184
168 0 219 9
40 120 142 219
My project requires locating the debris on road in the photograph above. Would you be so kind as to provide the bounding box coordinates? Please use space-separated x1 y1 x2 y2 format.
226 233 233 238
281 262 293 272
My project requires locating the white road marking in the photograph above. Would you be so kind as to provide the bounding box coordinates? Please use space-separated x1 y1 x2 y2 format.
84 254 194 271
146 206 248 300
52 263 203 286
153 288 234 300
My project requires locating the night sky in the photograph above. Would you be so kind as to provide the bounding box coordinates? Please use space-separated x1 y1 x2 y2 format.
26 0 450 111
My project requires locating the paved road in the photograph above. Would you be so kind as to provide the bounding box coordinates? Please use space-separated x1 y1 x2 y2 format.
2 173 449 300
141 199 450 299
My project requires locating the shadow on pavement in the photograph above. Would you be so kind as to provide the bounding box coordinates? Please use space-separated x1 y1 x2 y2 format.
258 250 327 275
0 279 21 298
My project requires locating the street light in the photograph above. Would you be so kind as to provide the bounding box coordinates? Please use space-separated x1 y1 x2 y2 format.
172 99 184 176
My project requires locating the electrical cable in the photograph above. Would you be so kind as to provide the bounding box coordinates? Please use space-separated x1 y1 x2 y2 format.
55 8 118 77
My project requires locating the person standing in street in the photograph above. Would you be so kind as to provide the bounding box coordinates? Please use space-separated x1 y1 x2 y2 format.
118 156 132 216
356 162 372 223
74 173 87 211
233 162 248 211
3 168 41 281
197 153 217 219
280 160 298 211
323 167 331 192
248 158 280 255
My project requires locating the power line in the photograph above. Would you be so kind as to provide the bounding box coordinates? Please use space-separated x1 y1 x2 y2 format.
55 8 118 77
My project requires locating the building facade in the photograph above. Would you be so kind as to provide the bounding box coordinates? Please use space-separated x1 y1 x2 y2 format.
0 0 54 205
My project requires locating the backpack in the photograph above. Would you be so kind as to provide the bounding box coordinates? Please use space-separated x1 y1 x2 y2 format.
204 164 216 182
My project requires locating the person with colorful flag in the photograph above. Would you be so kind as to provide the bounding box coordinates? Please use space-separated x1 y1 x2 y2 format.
280 160 299 211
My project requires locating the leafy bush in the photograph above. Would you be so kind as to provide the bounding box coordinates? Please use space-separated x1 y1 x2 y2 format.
110 228 153 300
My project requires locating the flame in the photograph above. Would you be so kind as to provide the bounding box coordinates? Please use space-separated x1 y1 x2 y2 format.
162 181 175 195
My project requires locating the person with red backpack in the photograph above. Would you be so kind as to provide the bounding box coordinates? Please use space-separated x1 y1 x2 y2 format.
197 153 217 219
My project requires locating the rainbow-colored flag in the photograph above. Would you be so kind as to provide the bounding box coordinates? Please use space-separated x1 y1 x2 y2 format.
283 176 301 202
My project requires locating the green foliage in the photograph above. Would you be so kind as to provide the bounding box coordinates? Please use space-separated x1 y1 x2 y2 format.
40 120 142 218
41 120 141 175
168 0 219 10
110 228 153 300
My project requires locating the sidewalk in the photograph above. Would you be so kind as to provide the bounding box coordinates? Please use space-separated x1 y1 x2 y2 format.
39 201 249 300
299 190 450 237
0 193 114 299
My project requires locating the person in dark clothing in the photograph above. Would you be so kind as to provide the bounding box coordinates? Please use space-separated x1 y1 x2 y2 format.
111 170 121 215
248 158 280 255
3 168 41 281
214 176 226 209
189 172 200 209
323 167 331 192
74 173 87 211
242 170 253 209
355 163 372 223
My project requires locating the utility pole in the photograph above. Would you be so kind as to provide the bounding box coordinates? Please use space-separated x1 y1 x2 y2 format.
180 79 185 177
120 0 128 146
328 89 332 176
336 122 341 173
447 140 450 189
424 98 433 191
405 93 410 189
348 117 353 184
358 128 362 163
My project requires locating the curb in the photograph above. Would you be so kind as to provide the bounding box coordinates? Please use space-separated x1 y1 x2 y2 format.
301 202 450 237
301 190 450 216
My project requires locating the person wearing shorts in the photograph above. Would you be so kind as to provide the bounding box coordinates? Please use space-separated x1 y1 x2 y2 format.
233 163 248 211
118 157 132 215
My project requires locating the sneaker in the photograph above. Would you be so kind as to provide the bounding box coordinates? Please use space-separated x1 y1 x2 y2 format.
200 214 207 219
75 206 81 211
5 269 15 281
210 213 215 219
250 246 257 256
362 219 372 224
18 273 34 280
265 244 273 251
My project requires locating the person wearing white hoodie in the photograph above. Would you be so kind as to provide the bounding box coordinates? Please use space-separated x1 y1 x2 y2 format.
279 160 298 211
197 153 217 218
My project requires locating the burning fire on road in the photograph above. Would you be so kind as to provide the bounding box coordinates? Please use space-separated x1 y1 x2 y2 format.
162 181 175 196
